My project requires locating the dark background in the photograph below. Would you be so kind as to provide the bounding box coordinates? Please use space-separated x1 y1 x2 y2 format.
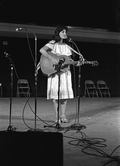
1 0 117 31
0 0 120 97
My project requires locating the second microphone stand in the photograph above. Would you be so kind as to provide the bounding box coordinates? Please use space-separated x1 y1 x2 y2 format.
34 34 38 131
5 55 16 132
65 56 86 132
24 28 38 131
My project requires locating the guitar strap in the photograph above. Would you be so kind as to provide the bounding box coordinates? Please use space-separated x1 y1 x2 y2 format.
67 45 83 59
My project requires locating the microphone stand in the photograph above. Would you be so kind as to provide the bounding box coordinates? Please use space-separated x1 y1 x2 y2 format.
25 28 38 131
16 27 40 131
54 62 62 129
67 58 86 132
5 55 16 132
65 41 86 132
44 61 64 130
34 33 38 131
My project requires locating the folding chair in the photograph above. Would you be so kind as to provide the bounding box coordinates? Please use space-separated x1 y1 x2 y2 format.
17 79 30 97
97 80 111 97
84 80 98 97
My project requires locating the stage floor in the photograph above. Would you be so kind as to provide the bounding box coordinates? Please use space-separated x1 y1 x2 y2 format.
0 97 120 166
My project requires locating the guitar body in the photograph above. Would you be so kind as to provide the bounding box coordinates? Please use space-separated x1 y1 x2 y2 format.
40 53 71 76
40 55 57 76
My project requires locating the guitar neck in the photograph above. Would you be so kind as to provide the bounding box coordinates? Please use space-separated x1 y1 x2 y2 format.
84 61 92 64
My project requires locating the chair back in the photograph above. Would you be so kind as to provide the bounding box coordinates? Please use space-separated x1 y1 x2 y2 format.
17 79 30 97
17 79 29 84
97 80 107 88
85 80 95 87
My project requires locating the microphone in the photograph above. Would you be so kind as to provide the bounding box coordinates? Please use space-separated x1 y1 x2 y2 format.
15 27 23 31
54 57 65 71
4 52 10 57
59 57 65 64
67 37 72 42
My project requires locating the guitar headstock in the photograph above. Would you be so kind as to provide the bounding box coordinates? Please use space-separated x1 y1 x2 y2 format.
91 61 99 66
75 60 99 67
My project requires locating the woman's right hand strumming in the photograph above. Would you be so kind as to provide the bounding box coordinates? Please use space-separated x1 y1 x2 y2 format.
50 57 59 65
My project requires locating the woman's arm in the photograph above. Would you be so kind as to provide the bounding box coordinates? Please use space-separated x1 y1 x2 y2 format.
40 46 58 64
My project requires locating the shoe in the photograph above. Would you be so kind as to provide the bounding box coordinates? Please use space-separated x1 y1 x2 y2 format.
60 115 68 123
55 116 61 123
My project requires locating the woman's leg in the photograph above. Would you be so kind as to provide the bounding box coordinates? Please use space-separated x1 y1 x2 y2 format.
53 99 58 117
53 99 61 122
60 99 68 122
60 99 67 116
53 99 68 122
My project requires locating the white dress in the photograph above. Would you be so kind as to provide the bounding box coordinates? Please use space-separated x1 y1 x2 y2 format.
45 40 74 100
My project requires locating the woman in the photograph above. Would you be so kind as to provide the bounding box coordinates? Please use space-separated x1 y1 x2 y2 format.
39 25 74 123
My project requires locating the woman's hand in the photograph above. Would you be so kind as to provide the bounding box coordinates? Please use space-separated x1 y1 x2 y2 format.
50 57 59 65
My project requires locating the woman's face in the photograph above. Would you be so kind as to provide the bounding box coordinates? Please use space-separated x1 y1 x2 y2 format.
59 29 67 39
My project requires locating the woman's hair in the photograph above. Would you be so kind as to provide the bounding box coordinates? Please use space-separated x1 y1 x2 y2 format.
53 25 68 43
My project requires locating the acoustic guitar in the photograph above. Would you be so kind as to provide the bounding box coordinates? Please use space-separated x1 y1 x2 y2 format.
38 52 98 76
